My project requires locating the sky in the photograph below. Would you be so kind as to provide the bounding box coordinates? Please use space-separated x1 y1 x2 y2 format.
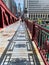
14 0 24 11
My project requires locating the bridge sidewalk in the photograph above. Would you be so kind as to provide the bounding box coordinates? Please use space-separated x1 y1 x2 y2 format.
0 21 20 58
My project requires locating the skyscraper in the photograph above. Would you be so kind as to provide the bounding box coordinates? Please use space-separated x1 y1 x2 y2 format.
3 0 12 11
24 0 49 21
3 0 17 15
11 0 17 15
18 3 21 13
17 3 21 16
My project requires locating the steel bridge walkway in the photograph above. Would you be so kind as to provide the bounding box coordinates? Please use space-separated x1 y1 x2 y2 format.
0 0 48 64
0 21 45 65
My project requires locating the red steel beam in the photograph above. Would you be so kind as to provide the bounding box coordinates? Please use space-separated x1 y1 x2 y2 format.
25 20 49 65
0 0 17 19
0 0 19 28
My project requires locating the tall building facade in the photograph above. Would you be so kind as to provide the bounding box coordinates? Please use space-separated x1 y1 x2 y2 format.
3 0 12 11
24 0 49 21
17 3 21 16
3 0 17 16
18 3 21 13
11 0 17 15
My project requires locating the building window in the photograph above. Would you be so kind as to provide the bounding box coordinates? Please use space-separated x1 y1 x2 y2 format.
48 15 49 19
35 14 37 19
41 14 42 18
38 15 40 18
29 14 30 18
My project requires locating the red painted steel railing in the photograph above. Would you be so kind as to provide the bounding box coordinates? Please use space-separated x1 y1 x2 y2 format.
25 20 49 65
0 0 19 28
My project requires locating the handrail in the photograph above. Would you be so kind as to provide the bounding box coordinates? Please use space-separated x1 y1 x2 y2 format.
25 19 49 65
35 23 49 33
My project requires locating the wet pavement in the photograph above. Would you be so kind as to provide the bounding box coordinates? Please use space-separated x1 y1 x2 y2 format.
1 22 36 65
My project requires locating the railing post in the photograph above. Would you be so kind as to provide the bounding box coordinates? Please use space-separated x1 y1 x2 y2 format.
1 8 5 27
32 22 35 40
0 7 3 28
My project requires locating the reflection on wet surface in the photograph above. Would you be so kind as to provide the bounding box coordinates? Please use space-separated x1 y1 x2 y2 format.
1 22 36 65
14 44 26 48
10 58 27 65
